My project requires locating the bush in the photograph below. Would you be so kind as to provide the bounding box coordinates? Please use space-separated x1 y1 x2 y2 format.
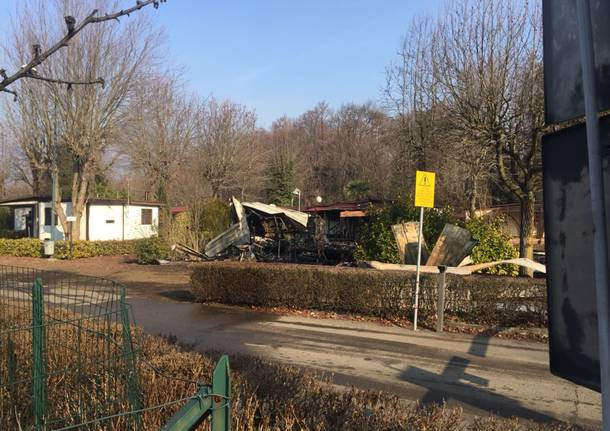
465 216 519 276
53 240 137 259
0 238 43 257
169 199 231 250
355 201 457 263
191 262 547 327
135 236 170 264
0 238 137 259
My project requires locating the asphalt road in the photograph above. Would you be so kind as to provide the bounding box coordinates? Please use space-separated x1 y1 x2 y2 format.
128 297 602 429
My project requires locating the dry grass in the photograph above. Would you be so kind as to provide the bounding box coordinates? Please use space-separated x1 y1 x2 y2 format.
140 336 587 430
0 305 588 430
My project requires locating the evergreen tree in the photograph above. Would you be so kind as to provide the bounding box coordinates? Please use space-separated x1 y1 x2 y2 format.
265 152 296 205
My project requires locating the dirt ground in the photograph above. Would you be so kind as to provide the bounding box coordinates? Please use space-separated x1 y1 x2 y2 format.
0 255 194 300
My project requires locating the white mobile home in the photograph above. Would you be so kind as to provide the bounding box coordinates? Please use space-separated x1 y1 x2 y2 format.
0 196 160 240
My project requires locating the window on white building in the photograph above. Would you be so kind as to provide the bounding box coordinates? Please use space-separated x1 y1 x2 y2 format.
44 207 57 226
141 208 152 225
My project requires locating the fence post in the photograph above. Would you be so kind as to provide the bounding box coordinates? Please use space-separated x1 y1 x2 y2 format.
32 277 46 430
436 266 446 333
212 355 231 431
120 288 144 430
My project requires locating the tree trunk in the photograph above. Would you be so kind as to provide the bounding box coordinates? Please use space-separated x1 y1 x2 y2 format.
54 164 91 241
155 176 172 239
519 192 536 277
70 172 90 241
31 165 49 196
465 175 478 219
52 172 69 236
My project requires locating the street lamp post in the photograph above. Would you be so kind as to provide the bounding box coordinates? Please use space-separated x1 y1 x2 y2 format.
292 188 301 211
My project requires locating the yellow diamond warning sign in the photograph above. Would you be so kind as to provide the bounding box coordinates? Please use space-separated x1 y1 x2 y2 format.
414 170 435 208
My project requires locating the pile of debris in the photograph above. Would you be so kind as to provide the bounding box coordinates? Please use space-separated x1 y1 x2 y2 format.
365 221 545 275
173 199 546 275
175 197 332 263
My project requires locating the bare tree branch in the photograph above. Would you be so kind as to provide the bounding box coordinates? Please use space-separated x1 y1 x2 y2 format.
24 72 105 88
1 88 17 101
0 0 165 93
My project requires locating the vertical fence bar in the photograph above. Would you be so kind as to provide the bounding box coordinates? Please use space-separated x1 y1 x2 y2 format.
120 289 143 430
32 277 46 430
6 336 16 402
212 355 231 431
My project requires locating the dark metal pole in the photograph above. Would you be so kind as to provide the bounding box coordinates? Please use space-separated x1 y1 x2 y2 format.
436 266 446 333
50 170 57 242
32 278 46 430
576 1 610 428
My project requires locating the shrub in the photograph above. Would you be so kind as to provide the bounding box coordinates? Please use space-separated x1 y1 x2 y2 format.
355 200 457 263
0 238 137 259
0 238 43 257
170 199 231 250
53 240 137 259
191 262 547 327
135 236 170 264
465 216 519 276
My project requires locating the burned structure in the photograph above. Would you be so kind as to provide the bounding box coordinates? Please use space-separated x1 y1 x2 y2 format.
189 197 381 263
303 198 381 261
200 197 329 263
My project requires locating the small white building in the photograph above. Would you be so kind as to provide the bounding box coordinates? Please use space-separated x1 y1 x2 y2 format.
0 196 161 241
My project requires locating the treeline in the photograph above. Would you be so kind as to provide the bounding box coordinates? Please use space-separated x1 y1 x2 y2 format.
0 0 543 260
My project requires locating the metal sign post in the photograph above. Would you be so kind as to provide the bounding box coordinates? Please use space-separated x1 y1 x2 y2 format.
576 0 610 427
413 170 435 331
413 206 424 331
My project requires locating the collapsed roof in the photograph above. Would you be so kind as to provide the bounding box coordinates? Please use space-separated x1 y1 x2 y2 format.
203 197 310 258
242 201 309 228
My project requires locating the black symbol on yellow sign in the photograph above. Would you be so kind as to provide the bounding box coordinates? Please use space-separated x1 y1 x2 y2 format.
419 175 431 187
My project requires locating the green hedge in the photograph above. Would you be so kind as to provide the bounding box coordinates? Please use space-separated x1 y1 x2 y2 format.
0 238 44 257
190 262 547 327
134 236 170 264
0 238 137 259
54 240 137 259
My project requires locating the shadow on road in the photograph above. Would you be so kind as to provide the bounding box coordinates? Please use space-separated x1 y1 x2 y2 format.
158 290 196 302
399 328 557 422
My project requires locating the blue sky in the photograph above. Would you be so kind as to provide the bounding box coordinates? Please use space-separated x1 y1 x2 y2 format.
1 0 443 128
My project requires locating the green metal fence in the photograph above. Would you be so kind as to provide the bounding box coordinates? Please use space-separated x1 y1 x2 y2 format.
0 265 230 430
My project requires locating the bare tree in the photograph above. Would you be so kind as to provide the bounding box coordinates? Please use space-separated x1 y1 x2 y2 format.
3 0 164 239
195 97 261 199
496 23 545 270
384 0 544 273
121 74 199 236
1 0 164 95
383 16 439 194
123 75 197 203
329 103 392 200
431 0 543 270
294 102 333 200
